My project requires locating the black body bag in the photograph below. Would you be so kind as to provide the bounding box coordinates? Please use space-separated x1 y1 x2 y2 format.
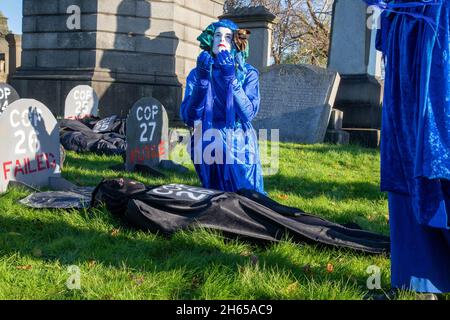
92 178 390 254
59 118 126 156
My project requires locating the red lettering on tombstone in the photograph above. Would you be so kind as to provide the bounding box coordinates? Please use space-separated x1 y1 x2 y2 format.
26 157 37 174
37 154 45 171
14 159 25 177
2 161 12 180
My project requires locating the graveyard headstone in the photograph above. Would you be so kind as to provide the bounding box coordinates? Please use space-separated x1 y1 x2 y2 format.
253 64 340 143
64 85 99 119
0 83 20 116
0 99 61 193
126 97 169 171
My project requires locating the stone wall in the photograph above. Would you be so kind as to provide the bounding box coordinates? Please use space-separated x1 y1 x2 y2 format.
12 0 224 121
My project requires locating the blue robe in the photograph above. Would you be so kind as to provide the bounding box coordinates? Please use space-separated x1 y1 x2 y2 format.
374 0 450 293
180 63 265 193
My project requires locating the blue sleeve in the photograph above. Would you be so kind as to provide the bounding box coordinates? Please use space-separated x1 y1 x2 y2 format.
231 68 260 123
180 69 209 127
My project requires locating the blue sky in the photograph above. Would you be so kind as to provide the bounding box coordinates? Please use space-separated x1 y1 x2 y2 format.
0 1 22 34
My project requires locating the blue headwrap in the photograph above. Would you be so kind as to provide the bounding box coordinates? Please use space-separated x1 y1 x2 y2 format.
197 19 249 84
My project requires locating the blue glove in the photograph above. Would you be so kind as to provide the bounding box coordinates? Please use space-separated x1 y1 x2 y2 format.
215 51 236 78
196 51 213 80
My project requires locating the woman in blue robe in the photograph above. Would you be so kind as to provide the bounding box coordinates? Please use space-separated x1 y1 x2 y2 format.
180 19 265 193
364 0 450 293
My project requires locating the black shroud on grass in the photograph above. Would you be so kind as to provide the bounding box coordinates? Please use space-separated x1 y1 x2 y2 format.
91 178 390 254
59 117 126 156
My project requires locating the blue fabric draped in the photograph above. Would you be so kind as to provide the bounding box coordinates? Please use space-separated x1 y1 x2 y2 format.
180 63 265 194
365 0 450 292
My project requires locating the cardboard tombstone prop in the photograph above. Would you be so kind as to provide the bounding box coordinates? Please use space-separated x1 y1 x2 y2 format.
126 97 169 171
0 99 61 193
0 83 20 117
64 85 99 119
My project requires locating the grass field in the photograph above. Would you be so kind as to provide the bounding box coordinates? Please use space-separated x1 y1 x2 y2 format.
0 143 445 300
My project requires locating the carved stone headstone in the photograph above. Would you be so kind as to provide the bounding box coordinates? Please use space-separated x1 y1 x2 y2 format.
0 99 61 193
126 97 169 171
0 83 20 116
253 64 340 143
64 85 99 119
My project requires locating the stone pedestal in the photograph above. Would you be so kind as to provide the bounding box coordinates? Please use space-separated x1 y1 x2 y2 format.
328 0 383 147
325 109 350 145
220 6 277 71
11 0 224 123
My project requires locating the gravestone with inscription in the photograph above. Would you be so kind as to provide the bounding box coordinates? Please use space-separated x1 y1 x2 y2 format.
64 85 99 119
0 83 20 116
0 99 61 193
126 97 169 171
253 64 340 143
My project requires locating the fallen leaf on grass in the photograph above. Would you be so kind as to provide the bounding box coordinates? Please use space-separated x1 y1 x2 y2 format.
326 263 334 273
111 229 120 237
16 265 32 270
277 194 289 200
286 282 299 294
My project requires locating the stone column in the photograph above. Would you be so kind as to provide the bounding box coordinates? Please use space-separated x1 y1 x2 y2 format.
219 6 277 71
0 11 9 83
328 0 383 147
11 0 224 122
6 34 21 76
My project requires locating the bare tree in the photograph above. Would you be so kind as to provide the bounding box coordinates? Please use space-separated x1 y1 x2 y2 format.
224 0 333 66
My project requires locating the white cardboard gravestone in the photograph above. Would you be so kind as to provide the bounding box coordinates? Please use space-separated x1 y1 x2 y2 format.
64 85 99 119
126 97 169 171
0 99 61 193
0 83 20 116
253 64 341 143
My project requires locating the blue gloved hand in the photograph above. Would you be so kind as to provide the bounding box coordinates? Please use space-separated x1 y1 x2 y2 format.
196 51 213 80
216 51 236 78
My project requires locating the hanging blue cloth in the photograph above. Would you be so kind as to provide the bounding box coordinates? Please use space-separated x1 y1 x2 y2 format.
180 62 265 194
364 0 450 293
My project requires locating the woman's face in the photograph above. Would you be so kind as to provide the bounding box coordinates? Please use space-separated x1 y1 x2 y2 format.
212 27 233 55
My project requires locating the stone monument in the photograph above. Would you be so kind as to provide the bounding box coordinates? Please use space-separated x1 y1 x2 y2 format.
0 11 22 83
328 0 383 147
11 0 224 124
0 11 10 83
219 6 277 71
253 64 340 144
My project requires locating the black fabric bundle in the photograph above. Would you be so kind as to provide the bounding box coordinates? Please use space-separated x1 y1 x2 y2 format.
92 178 390 254
59 116 126 156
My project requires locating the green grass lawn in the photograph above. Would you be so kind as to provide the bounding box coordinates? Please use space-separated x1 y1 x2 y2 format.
0 143 443 300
